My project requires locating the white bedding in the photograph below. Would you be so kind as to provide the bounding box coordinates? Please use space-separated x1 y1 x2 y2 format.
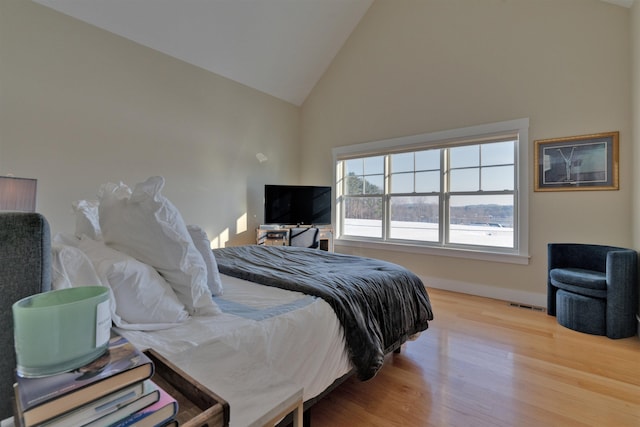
56 180 355 426
115 274 352 426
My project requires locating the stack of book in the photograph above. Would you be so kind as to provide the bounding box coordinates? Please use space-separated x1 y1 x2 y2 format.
13 331 179 427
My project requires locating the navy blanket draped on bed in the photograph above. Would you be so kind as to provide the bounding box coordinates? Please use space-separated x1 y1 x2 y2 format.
213 245 434 380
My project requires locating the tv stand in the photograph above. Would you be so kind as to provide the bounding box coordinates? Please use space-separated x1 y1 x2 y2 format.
256 225 333 252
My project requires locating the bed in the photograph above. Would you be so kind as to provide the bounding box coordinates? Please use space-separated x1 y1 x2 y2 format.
1 177 434 426
213 245 433 381
116 273 352 426
112 245 433 426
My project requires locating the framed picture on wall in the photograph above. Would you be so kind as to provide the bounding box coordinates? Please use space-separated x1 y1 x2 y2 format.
534 131 619 191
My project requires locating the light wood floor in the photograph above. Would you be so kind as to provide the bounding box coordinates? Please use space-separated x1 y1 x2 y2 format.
310 288 640 427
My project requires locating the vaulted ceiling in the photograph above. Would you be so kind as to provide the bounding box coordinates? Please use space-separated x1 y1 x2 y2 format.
33 0 633 106
33 0 373 106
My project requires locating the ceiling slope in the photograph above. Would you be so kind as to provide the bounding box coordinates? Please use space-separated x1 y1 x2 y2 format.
32 0 632 105
33 0 373 106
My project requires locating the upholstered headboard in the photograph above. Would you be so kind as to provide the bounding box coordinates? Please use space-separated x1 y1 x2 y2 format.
0 213 51 419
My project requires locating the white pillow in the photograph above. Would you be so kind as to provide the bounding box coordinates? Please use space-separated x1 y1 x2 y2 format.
72 199 102 240
51 243 103 290
78 236 190 330
53 232 82 247
98 176 220 316
51 243 118 327
187 225 223 296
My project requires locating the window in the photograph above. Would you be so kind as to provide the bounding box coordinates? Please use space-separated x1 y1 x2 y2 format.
333 119 529 262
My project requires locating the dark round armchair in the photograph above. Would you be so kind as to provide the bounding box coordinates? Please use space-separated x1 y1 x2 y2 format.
547 243 638 339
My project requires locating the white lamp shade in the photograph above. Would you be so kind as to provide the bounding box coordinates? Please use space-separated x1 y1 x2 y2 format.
0 176 37 212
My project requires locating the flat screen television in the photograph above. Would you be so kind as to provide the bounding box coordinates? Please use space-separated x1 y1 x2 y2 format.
264 185 332 225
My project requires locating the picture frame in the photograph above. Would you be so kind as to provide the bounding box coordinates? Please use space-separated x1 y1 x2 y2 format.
534 131 619 192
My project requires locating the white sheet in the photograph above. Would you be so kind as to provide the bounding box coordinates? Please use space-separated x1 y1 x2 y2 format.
116 274 352 426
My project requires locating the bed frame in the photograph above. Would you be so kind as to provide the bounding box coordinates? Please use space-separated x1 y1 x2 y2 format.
276 336 404 426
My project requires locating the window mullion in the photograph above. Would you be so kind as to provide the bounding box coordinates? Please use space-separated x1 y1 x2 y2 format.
383 155 391 241
441 148 448 245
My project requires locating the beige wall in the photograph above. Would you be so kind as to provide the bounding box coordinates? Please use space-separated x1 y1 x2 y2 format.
301 0 632 304
0 0 300 245
0 0 634 305
632 0 640 329
633 0 640 249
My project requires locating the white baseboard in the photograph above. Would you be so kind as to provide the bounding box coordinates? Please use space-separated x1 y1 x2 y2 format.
637 314 640 339
420 275 547 309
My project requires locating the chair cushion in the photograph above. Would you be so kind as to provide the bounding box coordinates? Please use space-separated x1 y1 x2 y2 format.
549 267 606 290
556 290 606 336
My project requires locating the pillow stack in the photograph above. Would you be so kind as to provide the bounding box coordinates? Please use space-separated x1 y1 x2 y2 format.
55 176 224 331
72 199 101 240
78 236 190 329
187 225 224 297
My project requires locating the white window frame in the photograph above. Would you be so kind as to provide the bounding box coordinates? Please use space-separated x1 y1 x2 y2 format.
332 118 530 265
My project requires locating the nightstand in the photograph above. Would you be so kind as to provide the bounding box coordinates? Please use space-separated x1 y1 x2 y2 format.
249 386 302 427
143 350 229 427
162 340 305 427
3 350 231 427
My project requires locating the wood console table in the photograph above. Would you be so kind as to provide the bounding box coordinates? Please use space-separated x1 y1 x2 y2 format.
256 226 333 252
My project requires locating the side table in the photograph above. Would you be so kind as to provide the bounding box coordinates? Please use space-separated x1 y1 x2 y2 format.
249 386 302 427
161 340 305 427
144 349 229 427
